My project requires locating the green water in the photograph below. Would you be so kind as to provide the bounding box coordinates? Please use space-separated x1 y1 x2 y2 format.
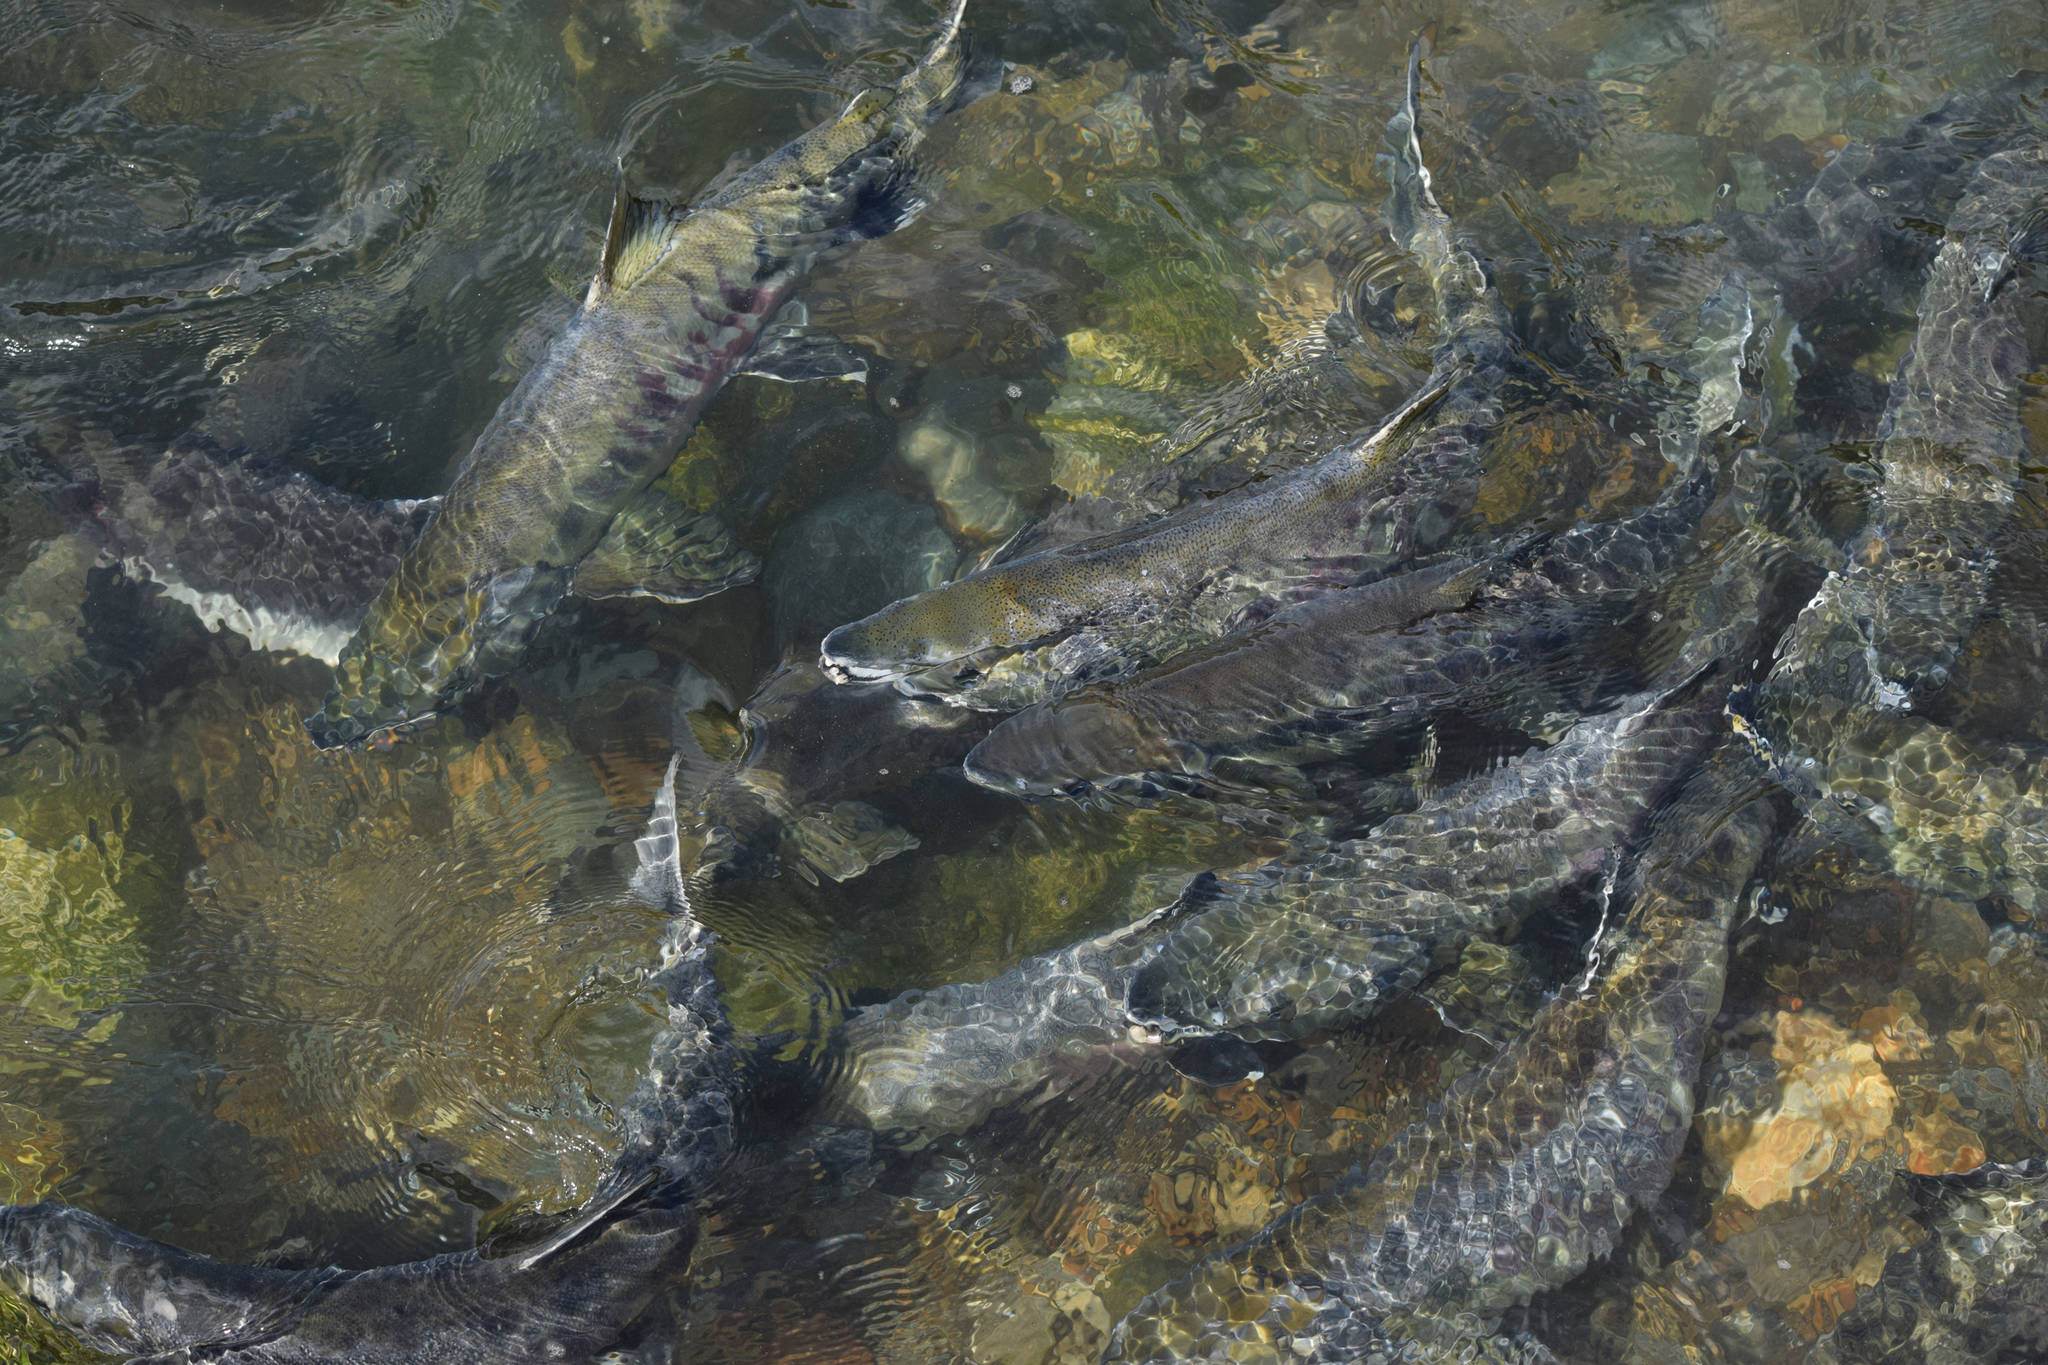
2 0 2048 1359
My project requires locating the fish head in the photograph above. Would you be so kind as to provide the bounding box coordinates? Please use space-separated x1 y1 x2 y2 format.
819 571 1061 684
818 598 979 683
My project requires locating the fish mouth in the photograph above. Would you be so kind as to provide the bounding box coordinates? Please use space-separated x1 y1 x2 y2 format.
817 649 903 685
817 618 998 688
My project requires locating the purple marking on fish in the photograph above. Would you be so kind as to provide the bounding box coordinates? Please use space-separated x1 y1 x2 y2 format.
636 369 684 421
721 283 766 315
692 297 744 328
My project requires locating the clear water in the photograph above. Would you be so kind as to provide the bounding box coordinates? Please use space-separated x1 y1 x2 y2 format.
2 0 2047 1359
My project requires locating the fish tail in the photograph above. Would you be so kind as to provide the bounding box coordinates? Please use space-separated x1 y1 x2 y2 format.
1379 26 1507 352
893 0 972 125
1380 28 1449 262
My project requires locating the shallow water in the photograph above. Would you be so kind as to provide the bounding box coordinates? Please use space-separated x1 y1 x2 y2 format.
3 0 2048 1360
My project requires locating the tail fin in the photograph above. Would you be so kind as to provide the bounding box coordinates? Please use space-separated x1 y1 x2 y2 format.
893 0 972 124
1378 28 1511 359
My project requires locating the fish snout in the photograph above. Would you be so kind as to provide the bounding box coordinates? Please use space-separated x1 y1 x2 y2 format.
820 575 1031 684
819 617 916 683
961 723 1079 796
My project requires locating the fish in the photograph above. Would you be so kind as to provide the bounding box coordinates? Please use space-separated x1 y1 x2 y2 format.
1729 72 2048 323
959 477 1711 798
1120 666 1731 1044
305 0 972 749
1838 142 2045 697
830 912 1163 1135
76 441 436 665
1752 142 2048 908
827 663 1730 1135
818 35 1521 707
1101 748 1779 1364
957 270 1769 798
0 697 740 1361
672 658 992 885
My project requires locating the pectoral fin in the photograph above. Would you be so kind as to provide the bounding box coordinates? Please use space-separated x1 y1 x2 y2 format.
574 491 761 605
738 302 870 385
784 800 919 883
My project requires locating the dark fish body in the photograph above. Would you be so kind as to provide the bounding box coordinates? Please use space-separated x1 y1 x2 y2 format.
832 916 1155 1134
960 257 1770 797
1103 752 1777 1363
830 667 1726 1134
86 444 435 664
1756 142 2048 906
962 482 1714 796
0 1200 695 1364
819 40 1520 705
1121 668 1730 1044
684 659 992 884
1734 73 2048 321
819 368 1463 679
307 1 970 748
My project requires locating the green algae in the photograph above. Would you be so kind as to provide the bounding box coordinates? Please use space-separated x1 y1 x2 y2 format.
0 741 176 1035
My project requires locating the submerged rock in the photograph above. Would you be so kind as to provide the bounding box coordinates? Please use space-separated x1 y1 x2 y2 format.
1716 1009 1899 1210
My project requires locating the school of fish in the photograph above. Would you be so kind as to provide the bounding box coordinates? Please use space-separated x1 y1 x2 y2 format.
3 6 2048 1364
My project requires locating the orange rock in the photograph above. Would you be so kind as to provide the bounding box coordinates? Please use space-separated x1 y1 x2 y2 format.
1145 1168 1217 1245
1722 1010 1898 1209
1789 1274 1860 1336
1856 1003 1932 1064
1905 1102 1986 1176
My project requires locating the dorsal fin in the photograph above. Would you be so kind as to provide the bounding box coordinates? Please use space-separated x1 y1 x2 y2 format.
512 1168 661 1271
598 162 676 291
